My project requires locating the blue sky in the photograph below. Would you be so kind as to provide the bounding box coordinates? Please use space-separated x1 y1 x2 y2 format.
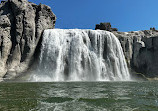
2 0 158 31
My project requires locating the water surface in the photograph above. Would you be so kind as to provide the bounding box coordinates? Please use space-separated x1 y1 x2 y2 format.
0 82 158 111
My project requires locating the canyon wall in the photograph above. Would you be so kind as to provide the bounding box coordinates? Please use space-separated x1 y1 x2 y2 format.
113 30 158 78
0 0 56 79
96 23 158 78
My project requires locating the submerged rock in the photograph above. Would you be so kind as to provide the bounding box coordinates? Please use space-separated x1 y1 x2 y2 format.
0 0 56 79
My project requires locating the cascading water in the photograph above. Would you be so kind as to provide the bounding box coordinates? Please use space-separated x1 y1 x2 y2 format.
30 29 131 81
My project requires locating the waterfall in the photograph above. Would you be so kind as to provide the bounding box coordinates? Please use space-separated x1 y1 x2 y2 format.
30 29 131 81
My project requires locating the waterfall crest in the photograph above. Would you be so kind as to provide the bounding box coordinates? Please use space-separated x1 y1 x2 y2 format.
31 29 131 81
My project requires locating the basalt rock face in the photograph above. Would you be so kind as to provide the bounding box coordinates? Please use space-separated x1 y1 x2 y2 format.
95 23 118 32
0 0 56 79
113 30 158 78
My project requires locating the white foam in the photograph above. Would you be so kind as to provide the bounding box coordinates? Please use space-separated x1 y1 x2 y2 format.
30 29 131 81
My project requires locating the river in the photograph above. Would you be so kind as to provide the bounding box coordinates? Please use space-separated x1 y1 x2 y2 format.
0 81 158 111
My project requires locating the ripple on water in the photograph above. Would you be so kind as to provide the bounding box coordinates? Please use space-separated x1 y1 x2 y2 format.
43 97 74 103
0 82 158 111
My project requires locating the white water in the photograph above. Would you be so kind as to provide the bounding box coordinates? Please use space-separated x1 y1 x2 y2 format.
31 29 131 81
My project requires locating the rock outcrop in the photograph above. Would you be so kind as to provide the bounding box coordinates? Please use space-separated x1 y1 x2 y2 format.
95 22 118 32
0 0 56 79
113 29 158 78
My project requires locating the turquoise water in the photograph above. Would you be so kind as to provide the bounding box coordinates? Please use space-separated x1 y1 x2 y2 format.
0 82 158 111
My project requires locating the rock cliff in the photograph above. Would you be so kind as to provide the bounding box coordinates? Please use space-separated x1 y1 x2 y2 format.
113 29 158 78
95 23 158 78
0 0 56 79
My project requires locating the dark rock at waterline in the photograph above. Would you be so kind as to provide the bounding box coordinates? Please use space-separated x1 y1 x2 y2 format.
0 0 56 79
113 29 158 78
95 22 118 32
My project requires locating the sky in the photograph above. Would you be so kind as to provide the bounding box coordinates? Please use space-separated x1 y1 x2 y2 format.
2 0 158 32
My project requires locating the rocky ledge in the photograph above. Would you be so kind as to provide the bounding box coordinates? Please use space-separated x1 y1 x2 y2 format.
0 0 56 79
